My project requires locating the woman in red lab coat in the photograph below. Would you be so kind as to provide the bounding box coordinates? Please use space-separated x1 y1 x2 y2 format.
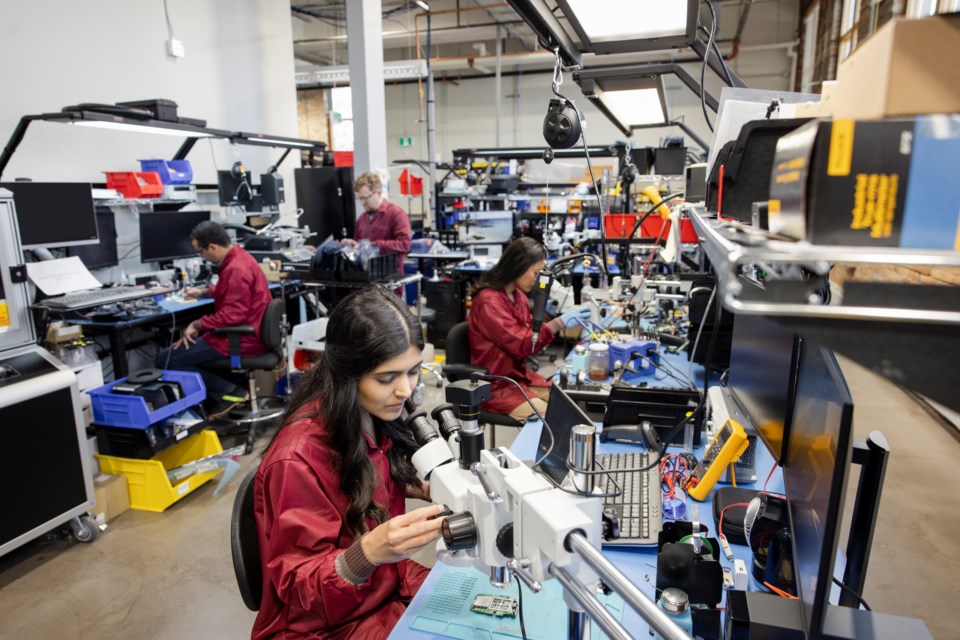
469 238 589 421
252 288 443 640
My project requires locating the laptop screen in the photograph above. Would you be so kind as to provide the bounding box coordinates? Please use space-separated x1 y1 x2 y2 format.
536 386 595 485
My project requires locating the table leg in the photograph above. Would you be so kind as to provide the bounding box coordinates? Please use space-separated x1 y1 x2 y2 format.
110 328 130 378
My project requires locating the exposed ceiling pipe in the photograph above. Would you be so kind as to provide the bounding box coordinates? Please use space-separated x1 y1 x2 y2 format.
729 0 754 60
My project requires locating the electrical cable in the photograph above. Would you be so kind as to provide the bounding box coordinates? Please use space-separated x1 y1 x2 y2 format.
162 0 175 40
476 373 551 465
700 0 720 132
832 577 872 611
687 285 716 388
697 22 735 87
763 461 778 492
516 576 528 640
626 193 683 241
550 48 608 269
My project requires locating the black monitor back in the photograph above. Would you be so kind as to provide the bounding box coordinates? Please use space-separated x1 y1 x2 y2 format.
295 167 355 244
784 341 854 640
67 208 118 269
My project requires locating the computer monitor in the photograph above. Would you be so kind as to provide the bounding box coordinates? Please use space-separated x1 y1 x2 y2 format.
139 210 211 263
218 170 256 206
536 385 594 486
67 209 118 269
728 310 801 463
1 182 98 249
783 341 855 640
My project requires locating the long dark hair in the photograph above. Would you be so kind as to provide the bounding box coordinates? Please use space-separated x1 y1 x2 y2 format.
272 288 424 537
474 237 546 293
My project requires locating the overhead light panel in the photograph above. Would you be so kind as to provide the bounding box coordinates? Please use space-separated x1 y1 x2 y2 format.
69 119 215 137
414 0 431 11
232 133 321 149
555 0 698 53
577 74 669 133
600 88 666 127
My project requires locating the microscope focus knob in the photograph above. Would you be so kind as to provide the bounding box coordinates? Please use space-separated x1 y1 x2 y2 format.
441 511 478 551
495 523 514 558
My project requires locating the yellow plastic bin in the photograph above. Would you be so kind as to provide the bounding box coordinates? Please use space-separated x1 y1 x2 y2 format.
96 430 224 512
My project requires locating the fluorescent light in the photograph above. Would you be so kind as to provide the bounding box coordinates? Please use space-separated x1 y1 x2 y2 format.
414 0 430 11
600 88 666 126
70 120 214 137
562 0 690 42
238 137 316 148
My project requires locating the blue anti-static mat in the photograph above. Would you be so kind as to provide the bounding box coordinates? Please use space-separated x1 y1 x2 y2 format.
410 564 624 640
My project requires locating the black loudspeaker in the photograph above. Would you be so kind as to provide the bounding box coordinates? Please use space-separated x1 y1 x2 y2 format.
543 99 582 149
260 173 285 206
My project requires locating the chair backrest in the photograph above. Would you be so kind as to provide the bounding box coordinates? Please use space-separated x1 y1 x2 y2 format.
445 322 470 367
259 298 286 357
231 463 263 611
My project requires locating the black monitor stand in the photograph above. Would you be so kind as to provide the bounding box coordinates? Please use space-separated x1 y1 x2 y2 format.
725 591 931 639
840 431 890 608
725 431 929 639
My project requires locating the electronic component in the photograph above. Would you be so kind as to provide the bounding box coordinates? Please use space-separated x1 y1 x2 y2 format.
530 269 554 350
720 534 734 561
685 419 749 502
722 567 734 590
733 559 749 591
471 594 518 617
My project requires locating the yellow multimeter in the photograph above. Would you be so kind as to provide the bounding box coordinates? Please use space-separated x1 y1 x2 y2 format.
686 418 749 502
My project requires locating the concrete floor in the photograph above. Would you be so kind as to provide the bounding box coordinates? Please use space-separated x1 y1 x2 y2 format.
0 356 956 640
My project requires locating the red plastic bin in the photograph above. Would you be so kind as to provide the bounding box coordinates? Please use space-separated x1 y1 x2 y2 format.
604 213 699 243
333 151 354 167
604 214 637 238
640 215 699 243
105 171 164 198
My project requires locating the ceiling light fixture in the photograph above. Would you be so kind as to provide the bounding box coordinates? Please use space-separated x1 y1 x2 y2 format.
555 0 699 54
69 119 215 137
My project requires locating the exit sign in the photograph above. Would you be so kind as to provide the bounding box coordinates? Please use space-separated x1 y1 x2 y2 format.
399 136 413 147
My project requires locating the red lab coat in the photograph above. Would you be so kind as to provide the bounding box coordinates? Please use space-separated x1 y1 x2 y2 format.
354 200 412 272
468 287 555 415
252 407 430 640
198 245 273 357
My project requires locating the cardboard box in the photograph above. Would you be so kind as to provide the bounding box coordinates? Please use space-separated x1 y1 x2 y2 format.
44 321 83 350
769 116 960 248
802 15 960 120
91 473 130 525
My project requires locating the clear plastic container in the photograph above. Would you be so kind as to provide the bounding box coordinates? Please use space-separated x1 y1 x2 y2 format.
588 342 610 381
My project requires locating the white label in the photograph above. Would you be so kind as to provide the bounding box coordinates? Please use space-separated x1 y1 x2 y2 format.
177 482 190 496
175 430 188 441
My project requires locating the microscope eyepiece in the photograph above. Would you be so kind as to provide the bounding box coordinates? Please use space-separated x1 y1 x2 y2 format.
405 411 439 447
441 511 478 551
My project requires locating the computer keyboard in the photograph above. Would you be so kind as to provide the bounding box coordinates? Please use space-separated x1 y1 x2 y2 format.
597 451 663 545
43 286 161 310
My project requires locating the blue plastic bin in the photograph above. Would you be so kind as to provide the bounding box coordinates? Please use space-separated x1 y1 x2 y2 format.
138 159 193 185
88 370 206 428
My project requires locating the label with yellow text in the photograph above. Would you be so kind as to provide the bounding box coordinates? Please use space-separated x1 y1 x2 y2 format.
827 120 855 177
850 173 899 239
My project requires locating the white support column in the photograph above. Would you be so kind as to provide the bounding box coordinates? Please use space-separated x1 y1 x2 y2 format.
346 0 388 180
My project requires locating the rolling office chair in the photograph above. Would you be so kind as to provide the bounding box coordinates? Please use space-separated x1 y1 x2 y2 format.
231 464 262 611
206 298 287 454
442 322 522 448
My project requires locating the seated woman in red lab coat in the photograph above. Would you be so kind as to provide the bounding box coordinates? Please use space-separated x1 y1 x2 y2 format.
252 288 444 640
469 238 590 422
